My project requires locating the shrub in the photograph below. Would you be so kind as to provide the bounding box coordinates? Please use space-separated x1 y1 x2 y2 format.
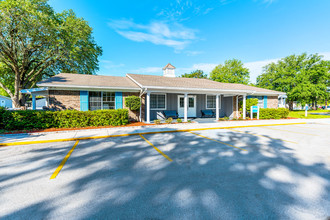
259 108 289 119
0 109 129 131
224 116 230 120
176 118 182 123
125 96 141 111
154 119 161 125
165 117 173 124
239 98 258 113
187 119 192 123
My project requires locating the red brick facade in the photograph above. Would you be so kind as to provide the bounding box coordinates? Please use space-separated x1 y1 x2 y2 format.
49 90 80 110
48 90 144 121
267 96 279 108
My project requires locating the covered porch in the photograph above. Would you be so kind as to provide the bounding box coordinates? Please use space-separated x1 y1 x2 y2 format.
145 91 247 123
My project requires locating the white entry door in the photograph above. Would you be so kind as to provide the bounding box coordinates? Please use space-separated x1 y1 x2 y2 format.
178 95 197 118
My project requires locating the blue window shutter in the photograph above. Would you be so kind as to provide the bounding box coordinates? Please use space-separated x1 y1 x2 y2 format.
247 96 251 99
264 96 268 108
80 91 89 111
115 92 123 109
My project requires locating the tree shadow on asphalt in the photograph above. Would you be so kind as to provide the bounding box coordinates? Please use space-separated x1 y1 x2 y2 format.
1 129 329 219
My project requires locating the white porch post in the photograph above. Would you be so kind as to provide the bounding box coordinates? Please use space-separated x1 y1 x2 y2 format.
32 94 36 110
216 94 219 121
243 95 246 119
184 93 188 122
236 95 239 118
146 91 151 123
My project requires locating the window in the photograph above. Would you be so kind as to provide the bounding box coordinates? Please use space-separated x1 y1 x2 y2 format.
206 95 216 109
257 97 263 108
89 91 116 110
249 96 264 108
102 92 115 109
150 94 166 109
189 97 194 108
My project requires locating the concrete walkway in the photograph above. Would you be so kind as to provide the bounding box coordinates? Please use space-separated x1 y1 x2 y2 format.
1 118 330 144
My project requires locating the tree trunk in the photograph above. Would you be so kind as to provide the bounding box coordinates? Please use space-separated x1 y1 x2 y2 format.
289 101 293 111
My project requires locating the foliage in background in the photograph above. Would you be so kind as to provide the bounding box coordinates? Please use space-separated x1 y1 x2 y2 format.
239 98 258 113
0 0 102 107
154 119 161 125
181 70 208 79
176 118 182 123
0 108 128 131
125 96 141 111
259 108 289 119
257 53 330 110
210 59 250 85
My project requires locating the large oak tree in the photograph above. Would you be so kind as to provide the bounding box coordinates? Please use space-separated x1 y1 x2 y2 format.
0 0 102 107
210 59 250 85
257 53 330 110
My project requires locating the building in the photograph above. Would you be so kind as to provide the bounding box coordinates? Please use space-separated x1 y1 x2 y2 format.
0 95 12 108
27 63 285 123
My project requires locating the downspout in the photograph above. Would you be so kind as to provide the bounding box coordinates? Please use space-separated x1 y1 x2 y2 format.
139 88 147 122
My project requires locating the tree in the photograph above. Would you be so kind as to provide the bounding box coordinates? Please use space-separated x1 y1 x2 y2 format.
257 53 330 110
181 70 208 79
0 0 102 107
210 59 250 84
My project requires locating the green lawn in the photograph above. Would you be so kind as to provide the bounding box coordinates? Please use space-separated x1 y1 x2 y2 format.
288 110 330 119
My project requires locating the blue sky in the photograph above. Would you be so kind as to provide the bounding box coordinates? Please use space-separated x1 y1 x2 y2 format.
49 0 330 83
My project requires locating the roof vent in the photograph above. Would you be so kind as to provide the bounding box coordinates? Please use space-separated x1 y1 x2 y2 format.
162 63 176 77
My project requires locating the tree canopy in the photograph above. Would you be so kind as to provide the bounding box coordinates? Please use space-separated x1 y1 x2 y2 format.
210 59 250 85
180 69 208 79
0 0 102 107
256 53 330 109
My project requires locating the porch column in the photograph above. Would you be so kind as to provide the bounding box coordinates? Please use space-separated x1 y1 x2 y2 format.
236 95 239 118
216 94 219 121
32 94 36 110
184 93 188 122
243 95 246 119
146 91 151 123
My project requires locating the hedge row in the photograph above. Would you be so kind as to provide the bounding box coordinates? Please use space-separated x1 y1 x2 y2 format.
259 108 289 119
0 108 129 131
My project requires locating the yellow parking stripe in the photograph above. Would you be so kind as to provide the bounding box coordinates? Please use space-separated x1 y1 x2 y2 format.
262 127 318 136
0 122 308 147
50 140 79 179
226 128 298 144
188 131 247 151
139 134 173 162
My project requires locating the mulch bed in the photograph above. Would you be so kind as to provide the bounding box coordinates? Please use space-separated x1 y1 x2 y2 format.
1 122 152 135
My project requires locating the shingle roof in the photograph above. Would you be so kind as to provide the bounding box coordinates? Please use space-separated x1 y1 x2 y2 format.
127 73 284 95
37 73 140 89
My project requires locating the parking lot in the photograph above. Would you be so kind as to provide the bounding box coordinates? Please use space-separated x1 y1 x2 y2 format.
0 122 329 219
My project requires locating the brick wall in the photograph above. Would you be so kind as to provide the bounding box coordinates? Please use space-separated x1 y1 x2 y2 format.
233 96 240 119
267 96 278 109
123 92 141 121
49 90 80 110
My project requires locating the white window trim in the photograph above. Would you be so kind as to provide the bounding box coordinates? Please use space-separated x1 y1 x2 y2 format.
150 93 167 110
206 95 221 109
89 91 116 110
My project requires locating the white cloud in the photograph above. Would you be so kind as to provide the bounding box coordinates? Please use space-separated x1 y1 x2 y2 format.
244 58 280 84
108 19 197 50
100 60 125 69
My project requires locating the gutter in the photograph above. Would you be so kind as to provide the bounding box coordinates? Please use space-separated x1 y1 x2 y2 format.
36 84 140 91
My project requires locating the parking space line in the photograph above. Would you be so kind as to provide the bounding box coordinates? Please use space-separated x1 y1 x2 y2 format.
262 127 318 136
139 134 173 162
226 128 298 144
50 140 79 179
188 131 247 151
